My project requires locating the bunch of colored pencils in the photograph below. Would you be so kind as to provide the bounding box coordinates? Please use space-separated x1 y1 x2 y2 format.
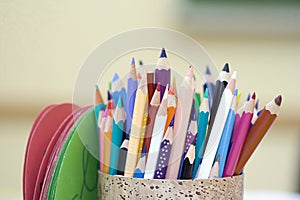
94 48 282 180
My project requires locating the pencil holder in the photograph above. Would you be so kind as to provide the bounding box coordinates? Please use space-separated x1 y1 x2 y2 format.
98 172 244 200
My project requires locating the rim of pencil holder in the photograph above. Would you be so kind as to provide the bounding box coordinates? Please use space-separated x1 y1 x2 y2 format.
98 171 244 200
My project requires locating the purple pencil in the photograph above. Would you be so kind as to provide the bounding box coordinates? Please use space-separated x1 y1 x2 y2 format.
155 48 170 101
153 118 174 179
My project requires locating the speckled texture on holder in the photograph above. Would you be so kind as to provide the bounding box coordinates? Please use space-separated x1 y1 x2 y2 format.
98 172 244 200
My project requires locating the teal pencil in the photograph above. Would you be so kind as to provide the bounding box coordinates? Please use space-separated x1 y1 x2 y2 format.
109 97 125 175
192 88 209 178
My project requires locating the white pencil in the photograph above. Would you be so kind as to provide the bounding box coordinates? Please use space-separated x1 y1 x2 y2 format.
144 85 169 179
196 71 237 179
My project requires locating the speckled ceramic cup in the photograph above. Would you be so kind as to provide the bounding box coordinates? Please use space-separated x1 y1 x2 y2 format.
98 172 243 200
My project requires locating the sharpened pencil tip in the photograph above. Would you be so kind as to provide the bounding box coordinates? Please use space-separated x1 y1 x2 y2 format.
168 86 175 95
187 66 194 77
275 95 282 106
169 116 174 127
247 94 250 101
95 84 99 89
117 97 123 108
160 48 167 58
112 73 119 82
251 92 256 100
234 89 238 96
131 57 135 65
139 60 143 66
222 63 230 72
205 66 211 75
204 88 209 98
107 91 112 101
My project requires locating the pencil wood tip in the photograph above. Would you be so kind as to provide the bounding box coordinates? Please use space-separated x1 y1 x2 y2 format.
275 95 282 106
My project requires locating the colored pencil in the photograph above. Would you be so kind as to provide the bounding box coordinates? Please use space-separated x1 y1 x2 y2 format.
125 57 138 137
144 85 169 179
117 135 129 175
99 107 108 173
178 99 198 178
223 92 256 177
103 103 113 174
94 84 105 121
180 139 196 180
192 88 210 178
109 97 125 175
124 70 148 177
234 95 282 175
111 73 127 109
133 146 147 178
143 83 161 155
153 118 174 179
206 64 230 140
214 89 238 178
166 66 195 179
164 86 176 134
138 95 149 157
196 71 236 179
203 66 215 111
147 73 154 103
155 48 170 101
194 85 201 118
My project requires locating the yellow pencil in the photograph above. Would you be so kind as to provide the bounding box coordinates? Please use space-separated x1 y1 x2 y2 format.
124 70 148 177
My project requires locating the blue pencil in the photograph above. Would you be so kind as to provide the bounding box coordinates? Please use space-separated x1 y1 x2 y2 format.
125 57 138 137
112 73 127 110
214 89 238 178
192 88 210 178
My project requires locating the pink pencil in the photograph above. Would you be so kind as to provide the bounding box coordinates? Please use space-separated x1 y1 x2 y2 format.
99 107 108 172
223 93 256 177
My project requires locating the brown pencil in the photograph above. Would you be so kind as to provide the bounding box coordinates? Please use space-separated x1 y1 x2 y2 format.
234 95 282 175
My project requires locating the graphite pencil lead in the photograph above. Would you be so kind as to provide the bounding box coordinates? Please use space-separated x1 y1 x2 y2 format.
251 92 256 100
255 99 259 109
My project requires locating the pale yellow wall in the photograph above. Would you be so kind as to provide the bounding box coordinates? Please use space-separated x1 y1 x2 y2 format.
0 0 299 197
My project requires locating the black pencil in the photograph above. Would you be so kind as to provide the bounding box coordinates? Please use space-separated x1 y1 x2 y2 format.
117 134 128 175
180 140 196 179
205 63 230 149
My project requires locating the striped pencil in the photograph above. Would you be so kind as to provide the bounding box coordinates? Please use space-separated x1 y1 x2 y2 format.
144 85 169 179
206 64 230 142
99 107 108 173
117 135 129 175
111 73 127 109
214 89 238 178
143 84 161 155
180 139 196 180
196 71 236 179
109 97 125 175
126 57 138 138
153 118 174 179
155 48 170 101
203 66 215 111
164 86 176 134
124 70 148 177
138 95 149 157
166 66 195 179
223 92 256 177
192 88 210 178
234 95 282 175
133 146 147 178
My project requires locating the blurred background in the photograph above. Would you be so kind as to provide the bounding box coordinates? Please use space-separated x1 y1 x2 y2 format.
0 0 299 199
